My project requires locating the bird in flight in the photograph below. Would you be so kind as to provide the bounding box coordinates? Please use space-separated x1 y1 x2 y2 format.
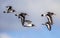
15 13 35 27
15 13 28 25
3 6 15 13
41 12 55 31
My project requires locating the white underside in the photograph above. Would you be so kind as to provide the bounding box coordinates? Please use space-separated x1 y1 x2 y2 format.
47 16 51 23
24 22 32 27
10 10 13 12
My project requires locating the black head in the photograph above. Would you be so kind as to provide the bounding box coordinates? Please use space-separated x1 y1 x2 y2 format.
32 24 35 27
13 10 15 12
41 14 44 16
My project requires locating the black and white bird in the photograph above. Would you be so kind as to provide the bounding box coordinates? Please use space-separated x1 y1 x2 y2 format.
46 12 55 25
15 13 28 25
3 6 15 13
41 12 55 31
15 13 35 27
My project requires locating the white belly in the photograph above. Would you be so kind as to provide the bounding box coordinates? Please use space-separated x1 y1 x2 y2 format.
24 22 32 27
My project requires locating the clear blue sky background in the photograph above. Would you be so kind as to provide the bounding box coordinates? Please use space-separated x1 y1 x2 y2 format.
0 0 60 38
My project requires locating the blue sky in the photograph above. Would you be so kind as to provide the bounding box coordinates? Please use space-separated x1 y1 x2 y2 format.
0 0 60 38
